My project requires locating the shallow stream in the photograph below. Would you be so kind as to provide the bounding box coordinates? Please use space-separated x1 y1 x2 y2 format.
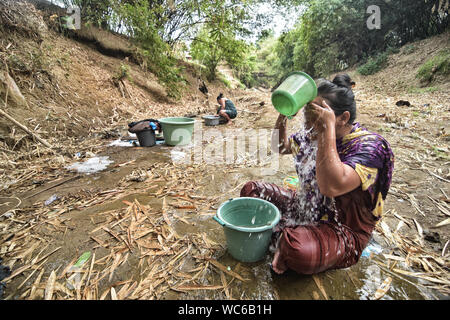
3 119 443 300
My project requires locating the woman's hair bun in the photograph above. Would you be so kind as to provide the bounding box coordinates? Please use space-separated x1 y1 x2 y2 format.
217 93 224 100
332 74 355 89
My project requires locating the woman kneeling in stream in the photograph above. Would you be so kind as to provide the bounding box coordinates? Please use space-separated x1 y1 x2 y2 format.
240 74 394 275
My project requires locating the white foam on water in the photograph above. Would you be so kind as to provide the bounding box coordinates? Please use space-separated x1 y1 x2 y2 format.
170 150 187 161
108 139 135 147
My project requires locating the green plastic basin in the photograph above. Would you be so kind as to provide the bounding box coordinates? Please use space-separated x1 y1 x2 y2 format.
214 197 281 263
271 71 317 117
158 117 195 146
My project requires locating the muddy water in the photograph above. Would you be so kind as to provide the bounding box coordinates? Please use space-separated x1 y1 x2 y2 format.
7 119 438 300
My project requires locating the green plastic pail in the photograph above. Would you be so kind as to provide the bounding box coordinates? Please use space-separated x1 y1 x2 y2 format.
213 197 281 263
158 117 195 146
271 71 317 117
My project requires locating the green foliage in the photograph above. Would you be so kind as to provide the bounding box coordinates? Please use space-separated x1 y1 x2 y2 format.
248 35 280 87
115 0 185 99
218 74 232 88
266 0 447 79
291 0 369 77
275 28 301 75
416 49 450 82
113 63 131 81
58 0 448 92
189 0 267 82
191 22 249 81
403 44 417 55
408 86 440 94
386 46 400 55
232 49 258 88
357 52 389 76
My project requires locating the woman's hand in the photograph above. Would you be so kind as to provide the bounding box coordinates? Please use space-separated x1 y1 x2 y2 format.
304 100 336 133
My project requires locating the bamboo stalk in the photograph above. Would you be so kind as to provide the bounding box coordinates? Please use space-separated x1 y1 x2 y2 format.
0 100 52 149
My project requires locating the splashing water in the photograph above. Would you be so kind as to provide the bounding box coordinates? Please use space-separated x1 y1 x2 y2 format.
277 123 338 230
268 121 342 253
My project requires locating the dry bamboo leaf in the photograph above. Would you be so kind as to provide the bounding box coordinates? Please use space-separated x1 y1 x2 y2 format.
109 215 129 229
220 271 230 299
157 234 163 245
207 259 249 282
85 252 95 288
202 233 219 248
137 240 161 250
383 254 405 262
16 241 40 262
29 268 45 300
391 268 450 285
312 275 329 300
90 236 109 248
174 214 195 225
116 281 134 300
33 246 62 266
122 281 138 300
395 220 405 232
30 243 50 265
372 277 392 300
2 263 31 282
109 253 122 282
44 270 57 300
378 221 395 244
424 168 450 183
421 258 435 272
102 226 122 243
174 271 194 279
55 282 74 298
134 229 154 241
90 218 114 234
407 194 425 216
172 284 224 291
174 205 197 210
110 287 118 300
127 228 133 247
168 245 190 267
434 218 450 228
99 287 110 300
17 258 47 290
412 218 423 237
393 211 411 228
442 240 449 257
84 287 93 300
